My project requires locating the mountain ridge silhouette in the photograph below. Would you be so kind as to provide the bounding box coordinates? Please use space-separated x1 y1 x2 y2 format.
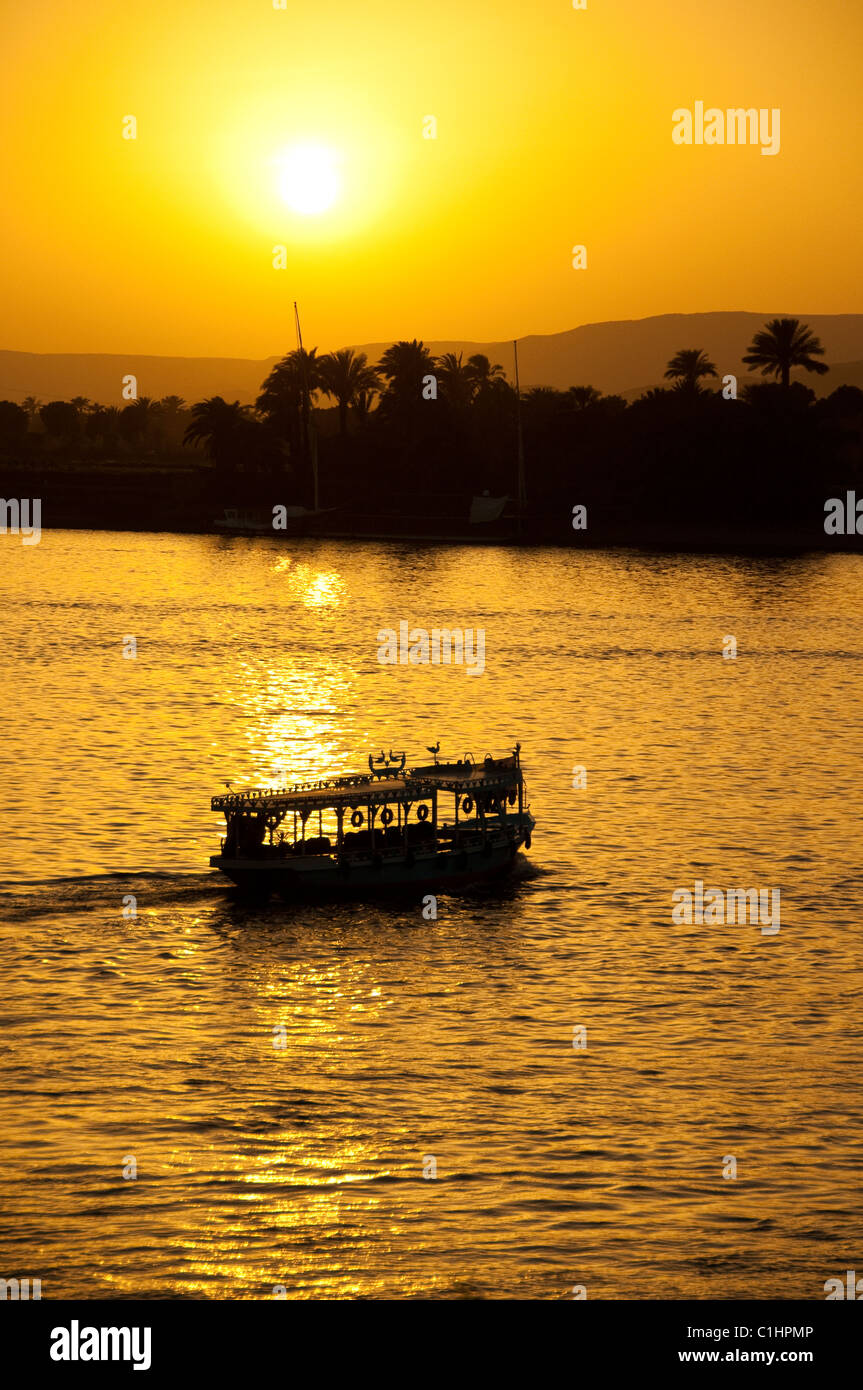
2 311 862 404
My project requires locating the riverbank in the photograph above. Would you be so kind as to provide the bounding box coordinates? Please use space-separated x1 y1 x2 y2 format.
2 460 859 552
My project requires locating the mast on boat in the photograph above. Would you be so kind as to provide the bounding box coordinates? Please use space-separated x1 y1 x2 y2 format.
294 301 319 512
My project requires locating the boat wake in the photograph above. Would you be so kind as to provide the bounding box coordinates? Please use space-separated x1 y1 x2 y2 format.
0 870 223 923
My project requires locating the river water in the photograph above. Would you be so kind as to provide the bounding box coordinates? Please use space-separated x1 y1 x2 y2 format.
1 530 861 1299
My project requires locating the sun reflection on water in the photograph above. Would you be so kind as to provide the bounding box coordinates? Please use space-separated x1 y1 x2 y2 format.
271 556 347 609
222 653 355 790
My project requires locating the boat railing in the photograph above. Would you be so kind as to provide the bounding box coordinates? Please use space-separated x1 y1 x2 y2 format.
218 811 529 863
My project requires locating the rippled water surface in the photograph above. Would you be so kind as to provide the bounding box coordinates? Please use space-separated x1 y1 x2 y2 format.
1 531 862 1299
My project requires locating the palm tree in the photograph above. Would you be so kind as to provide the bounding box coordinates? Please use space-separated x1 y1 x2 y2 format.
0 401 29 442
354 384 377 428
436 351 475 409
465 354 506 397
522 387 569 428
567 385 603 409
319 349 380 435
184 397 256 468
118 395 161 446
525 387 567 405
258 350 324 405
664 349 718 393
257 348 324 449
39 400 80 438
742 317 828 389
22 396 42 420
70 396 92 415
86 405 123 442
377 340 437 413
159 395 186 413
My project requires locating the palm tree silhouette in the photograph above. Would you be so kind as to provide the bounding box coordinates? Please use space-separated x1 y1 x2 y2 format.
664 349 718 393
567 385 603 409
86 405 122 440
118 395 161 447
465 353 505 397
21 396 42 420
353 384 376 428
184 397 255 468
742 318 829 390
319 349 380 435
39 401 80 438
436 351 475 408
257 348 323 447
377 339 437 413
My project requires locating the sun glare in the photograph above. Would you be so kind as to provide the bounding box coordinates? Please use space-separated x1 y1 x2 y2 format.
277 143 341 215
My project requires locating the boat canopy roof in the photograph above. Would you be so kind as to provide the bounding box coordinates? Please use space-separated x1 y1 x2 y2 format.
212 751 522 815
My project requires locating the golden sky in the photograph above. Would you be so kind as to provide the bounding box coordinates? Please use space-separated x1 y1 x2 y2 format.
2 0 861 356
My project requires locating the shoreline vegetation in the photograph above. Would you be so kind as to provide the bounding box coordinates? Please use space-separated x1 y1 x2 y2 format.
3 318 862 549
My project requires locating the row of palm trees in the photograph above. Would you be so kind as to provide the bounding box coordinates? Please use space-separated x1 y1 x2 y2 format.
663 318 829 392
255 341 507 432
20 394 187 424
181 340 510 467
14 318 829 459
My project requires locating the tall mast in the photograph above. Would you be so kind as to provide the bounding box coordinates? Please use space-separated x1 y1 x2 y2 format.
294 301 319 511
513 339 526 528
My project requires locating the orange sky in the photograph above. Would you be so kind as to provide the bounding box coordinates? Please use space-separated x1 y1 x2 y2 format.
2 0 861 356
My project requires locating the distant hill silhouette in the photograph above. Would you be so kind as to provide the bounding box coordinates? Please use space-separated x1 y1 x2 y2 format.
2 312 863 403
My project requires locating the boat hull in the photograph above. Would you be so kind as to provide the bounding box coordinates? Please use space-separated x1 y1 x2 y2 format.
210 826 533 901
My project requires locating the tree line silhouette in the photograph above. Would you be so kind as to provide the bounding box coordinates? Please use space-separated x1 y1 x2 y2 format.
2 318 861 542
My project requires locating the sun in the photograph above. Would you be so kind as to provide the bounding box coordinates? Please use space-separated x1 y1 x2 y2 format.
277 143 341 215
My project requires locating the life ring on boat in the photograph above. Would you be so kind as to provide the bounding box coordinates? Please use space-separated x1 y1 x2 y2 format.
417 804 429 822
462 797 473 815
351 809 364 828
380 807 394 826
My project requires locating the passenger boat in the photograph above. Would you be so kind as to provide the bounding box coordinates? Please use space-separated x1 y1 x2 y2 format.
210 744 535 899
